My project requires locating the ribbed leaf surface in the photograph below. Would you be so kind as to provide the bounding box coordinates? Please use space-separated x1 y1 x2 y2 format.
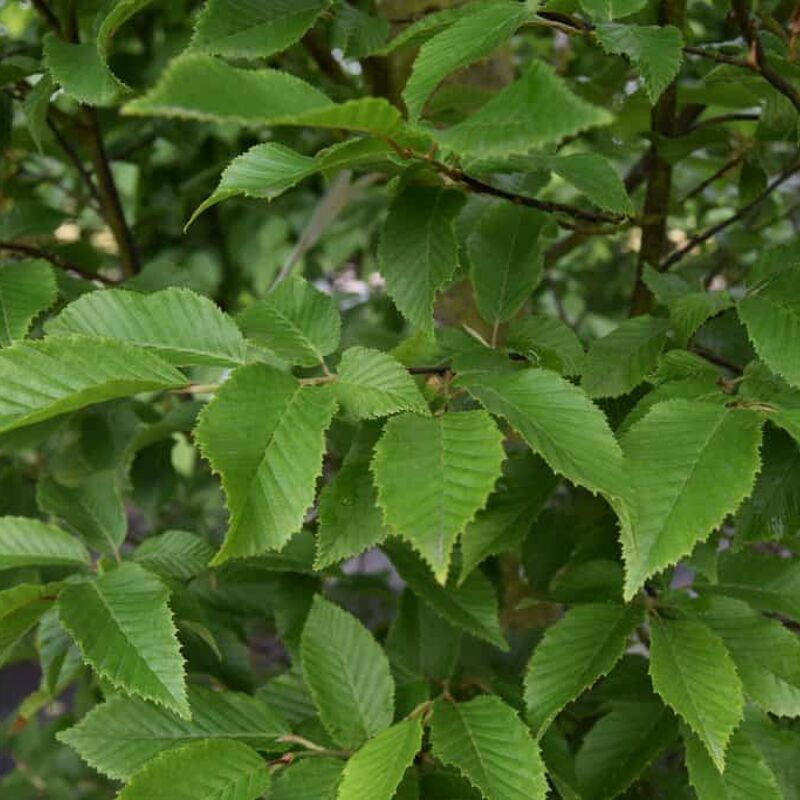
550 152 633 214
579 0 647 21
524 603 644 736
133 530 215 581
0 260 57 345
506 316 585 376
270 758 343 800
0 583 58 666
57 562 188 718
431 695 548 800
300 595 394 749
47 288 245 366
195 364 336 562
0 516 89 571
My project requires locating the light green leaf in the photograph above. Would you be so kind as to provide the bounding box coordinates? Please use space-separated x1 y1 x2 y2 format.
374 5 478 55
334 347 429 420
58 562 189 718
271 758 344 800
0 516 89 571
469 203 548 326
193 0 332 58
741 710 800 800
669 291 734 343
58 686 288 780
431 695 548 800
37 606 81 696
595 24 684 104
43 34 121 106
378 185 465 337
116 740 270 800
581 315 669 398
23 75 53 153
46 287 246 367
0 259 57 345
237 276 340 367
620 400 762 599
0 583 59 666
337 719 422 800
506 316 585 376
195 364 336 562
403 1 535 121
524 603 644 736
433 62 612 158
649 616 743 771
133 530 214 581
579 0 647 22
550 153 633 215
373 410 504 581
0 336 186 434
300 594 394 749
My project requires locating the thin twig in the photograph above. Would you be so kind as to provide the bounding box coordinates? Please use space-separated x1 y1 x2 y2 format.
46 117 104 210
0 240 117 284
680 151 746 203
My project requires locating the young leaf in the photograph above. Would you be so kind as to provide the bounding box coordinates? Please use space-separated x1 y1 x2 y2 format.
372 410 504 581
648 617 743 771
237 276 340 367
300 594 394 749
334 346 429 419
58 687 288 780
468 203 548 327
431 695 548 800
116 740 270 800
46 287 246 366
620 401 762 599
270 758 344 800
337 719 422 800
549 153 633 215
506 316 585 376
57 562 189 718
0 516 89 571
579 0 647 22
378 185 465 337
0 260 57 345
0 336 186 434
524 603 644 736
133 530 215 581
0 583 59 666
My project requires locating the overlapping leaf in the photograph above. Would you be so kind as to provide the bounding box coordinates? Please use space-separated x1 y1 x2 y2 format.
550 153 633 215
506 316 585 376
133 530 215 581
0 260 57 345
0 516 89 571
0 583 59 666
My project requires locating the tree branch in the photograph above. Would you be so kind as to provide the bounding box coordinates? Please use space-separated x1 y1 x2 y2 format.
0 240 117 284
680 151 745 203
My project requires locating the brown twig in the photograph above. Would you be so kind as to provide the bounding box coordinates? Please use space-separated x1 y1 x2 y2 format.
0 240 117 284
690 345 744 375
686 112 760 132
680 151 746 203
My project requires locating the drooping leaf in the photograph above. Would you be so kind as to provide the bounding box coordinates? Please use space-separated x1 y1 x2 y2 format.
37 606 81 696
431 695 548 800
524 603 644 736
0 260 57 345
550 153 633 215
579 0 647 22
270 758 343 800
57 562 189 718
648 616 743 771
43 34 122 106
506 316 585 376
378 185 465 337
300 594 394 749
46 287 246 366
0 516 89 571
133 530 215 581
332 2 389 58
0 583 59 666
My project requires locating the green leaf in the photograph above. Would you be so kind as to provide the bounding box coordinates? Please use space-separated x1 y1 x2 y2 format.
506 316 585 376
431 695 548 800
37 606 81 695
524 603 644 736
0 516 89 571
403 1 535 121
433 62 612 158
337 719 422 800
237 277 340 367
373 410 504 581
58 686 288 780
334 347 429 420
620 400 762 599
581 315 669 398
43 34 122 106
195 364 336 562
23 74 53 153
741 710 800 800
0 336 186 434
299 594 394 749
0 583 58 666
378 185 465 337
576 701 678 800
468 203 548 327
46 288 246 367
374 5 478 55
133 530 214 581
270 758 343 800
595 24 684 104
0 259 57 345
579 0 647 22
669 291 734 344
116 740 270 800
332 2 389 58
193 0 332 58
648 616 743 771
58 562 189 718
550 153 633 215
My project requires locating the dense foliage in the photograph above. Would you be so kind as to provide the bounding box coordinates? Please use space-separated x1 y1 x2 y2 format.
1 0 800 797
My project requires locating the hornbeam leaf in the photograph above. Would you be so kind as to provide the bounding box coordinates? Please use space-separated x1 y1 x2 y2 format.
195 364 336 562
0 516 89 571
0 260 57 345
133 530 215 581
116 740 270 800
374 5 479 55
0 583 59 666
43 34 122 106
372 410 505 581
337 719 422 800
431 695 548 800
579 0 647 21
46 288 246 367
58 686 288 780
550 152 633 215
524 603 644 736
506 316 585 376
0 336 186 434
299 595 394 749
193 0 332 58
433 62 613 158
378 185 465 337
270 758 343 800
58 562 189 718
649 616 743 772
620 400 762 599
